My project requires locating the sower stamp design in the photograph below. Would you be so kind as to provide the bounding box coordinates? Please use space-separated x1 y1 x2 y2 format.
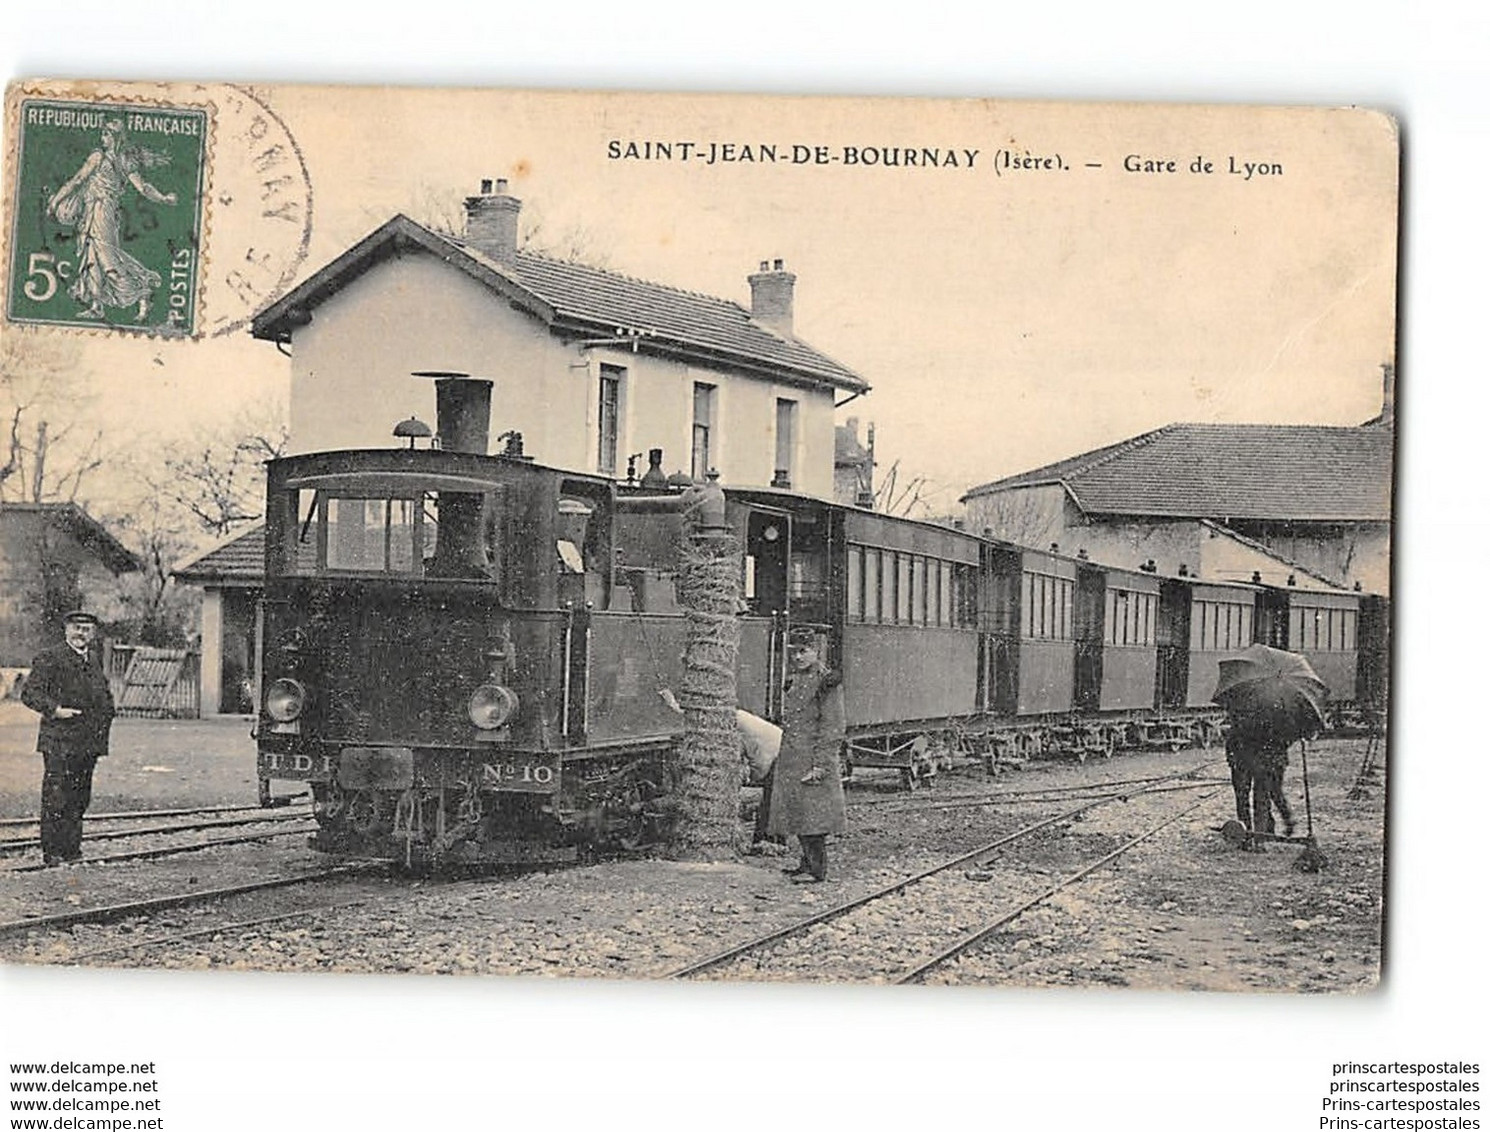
8 99 207 335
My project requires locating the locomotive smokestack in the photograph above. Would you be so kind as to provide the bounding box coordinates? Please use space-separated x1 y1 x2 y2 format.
413 372 493 455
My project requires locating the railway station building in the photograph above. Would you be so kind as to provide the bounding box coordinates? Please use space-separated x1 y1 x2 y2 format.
961 421 1393 596
251 179 869 497
0 502 140 695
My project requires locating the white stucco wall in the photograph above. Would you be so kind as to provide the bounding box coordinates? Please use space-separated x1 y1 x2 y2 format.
199 588 223 716
286 251 837 496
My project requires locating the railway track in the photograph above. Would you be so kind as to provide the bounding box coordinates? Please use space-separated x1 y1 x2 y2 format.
0 862 386 941
2 822 322 874
0 808 313 854
846 767 1216 809
668 761 1227 984
0 797 308 830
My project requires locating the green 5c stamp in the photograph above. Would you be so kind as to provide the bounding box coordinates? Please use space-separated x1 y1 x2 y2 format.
8 98 208 335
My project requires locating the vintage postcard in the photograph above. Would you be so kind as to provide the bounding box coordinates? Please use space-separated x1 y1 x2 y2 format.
0 82 1395 993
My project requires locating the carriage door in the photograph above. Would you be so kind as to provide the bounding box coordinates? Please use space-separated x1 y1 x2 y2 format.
1155 580 1190 709
746 508 792 719
1256 589 1289 648
1073 567 1104 712
986 546 1020 716
746 509 791 618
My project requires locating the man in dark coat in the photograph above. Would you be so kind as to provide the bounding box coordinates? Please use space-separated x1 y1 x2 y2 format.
767 629 847 883
20 611 115 866
1225 720 1295 850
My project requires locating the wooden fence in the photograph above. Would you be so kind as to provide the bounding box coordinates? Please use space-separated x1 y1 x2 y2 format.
105 644 201 719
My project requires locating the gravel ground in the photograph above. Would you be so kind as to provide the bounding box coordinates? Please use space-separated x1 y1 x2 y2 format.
0 702 1385 992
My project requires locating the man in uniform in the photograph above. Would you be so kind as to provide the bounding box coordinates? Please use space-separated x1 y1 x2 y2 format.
21 611 116 866
767 628 848 883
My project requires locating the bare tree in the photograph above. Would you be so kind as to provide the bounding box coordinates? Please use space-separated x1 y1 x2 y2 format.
0 331 104 504
104 401 288 645
973 486 1066 548
873 459 962 523
152 401 289 538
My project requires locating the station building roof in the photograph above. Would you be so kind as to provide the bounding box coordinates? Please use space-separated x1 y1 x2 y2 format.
252 215 869 395
173 524 263 587
962 422 1393 523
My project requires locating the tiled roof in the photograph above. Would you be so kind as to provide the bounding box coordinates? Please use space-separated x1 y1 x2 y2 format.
0 503 139 574
963 423 1393 522
252 216 868 394
173 524 264 585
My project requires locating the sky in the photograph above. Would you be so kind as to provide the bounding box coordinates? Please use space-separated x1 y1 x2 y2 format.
17 86 1398 516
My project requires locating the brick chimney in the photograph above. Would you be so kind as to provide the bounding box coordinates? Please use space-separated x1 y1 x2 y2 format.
1379 361 1395 426
748 258 796 336
464 177 521 266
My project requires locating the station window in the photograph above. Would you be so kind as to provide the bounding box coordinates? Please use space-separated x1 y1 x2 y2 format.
597 365 623 476
774 398 797 487
691 383 716 480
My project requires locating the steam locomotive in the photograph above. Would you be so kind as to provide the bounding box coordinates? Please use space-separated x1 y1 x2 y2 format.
255 376 1387 865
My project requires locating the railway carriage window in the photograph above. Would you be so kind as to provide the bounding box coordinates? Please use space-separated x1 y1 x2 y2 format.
941 561 954 627
912 556 926 625
847 546 864 621
865 549 881 623
897 554 912 623
1241 604 1254 645
876 545 888 619
1289 607 1305 651
1344 609 1357 651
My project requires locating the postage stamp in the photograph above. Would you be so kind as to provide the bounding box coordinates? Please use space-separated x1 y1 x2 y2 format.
6 97 208 335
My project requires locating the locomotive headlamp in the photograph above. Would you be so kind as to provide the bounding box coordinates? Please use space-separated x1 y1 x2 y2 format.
468 683 519 730
265 678 307 723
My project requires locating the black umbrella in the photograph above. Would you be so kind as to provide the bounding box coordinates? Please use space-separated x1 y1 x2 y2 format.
1213 643 1330 871
1213 643 1328 745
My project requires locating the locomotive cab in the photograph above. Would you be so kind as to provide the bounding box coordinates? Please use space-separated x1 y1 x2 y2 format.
256 445 647 864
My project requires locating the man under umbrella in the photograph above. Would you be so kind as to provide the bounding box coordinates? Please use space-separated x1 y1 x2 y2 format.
1226 718 1296 848
21 611 116 866
1214 643 1327 852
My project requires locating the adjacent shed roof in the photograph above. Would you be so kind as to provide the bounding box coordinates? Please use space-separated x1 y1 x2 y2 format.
962 423 1393 522
172 524 263 586
0 503 140 574
252 215 869 394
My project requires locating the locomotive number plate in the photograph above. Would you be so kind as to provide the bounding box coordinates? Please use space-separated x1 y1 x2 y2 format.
479 754 562 794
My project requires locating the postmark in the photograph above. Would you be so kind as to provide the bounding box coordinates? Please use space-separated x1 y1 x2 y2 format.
197 84 314 339
7 97 208 335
